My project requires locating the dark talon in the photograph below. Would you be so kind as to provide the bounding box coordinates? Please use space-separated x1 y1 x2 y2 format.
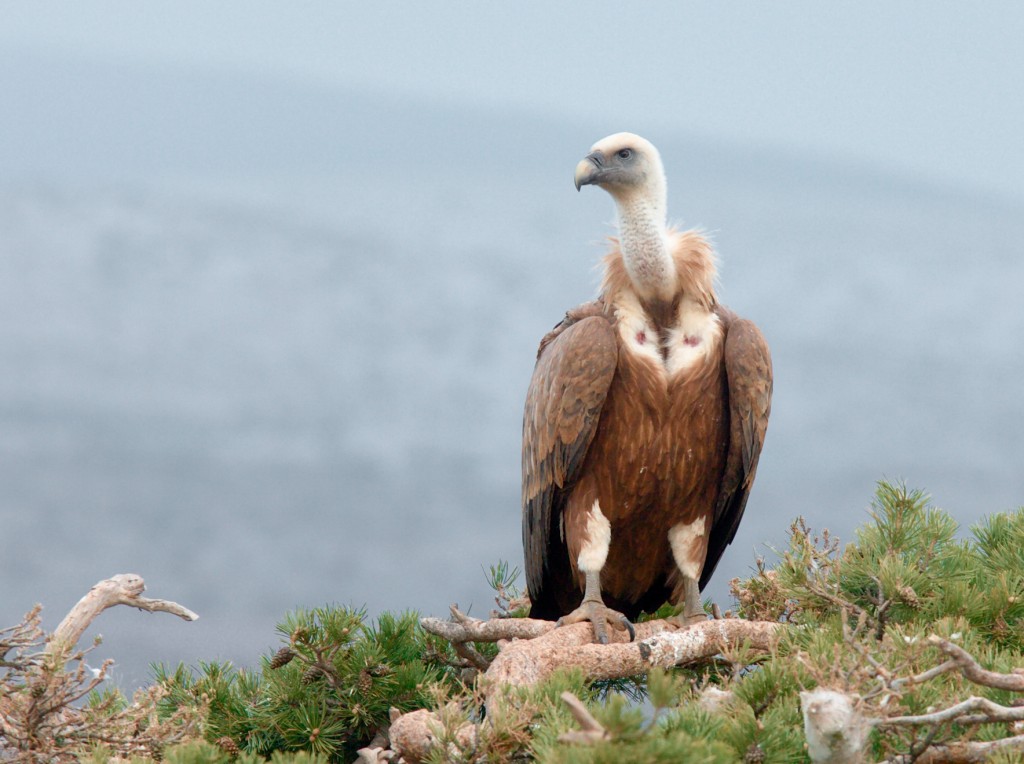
621 616 636 642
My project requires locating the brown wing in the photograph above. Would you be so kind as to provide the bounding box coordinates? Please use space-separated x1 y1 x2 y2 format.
700 309 773 590
522 307 617 619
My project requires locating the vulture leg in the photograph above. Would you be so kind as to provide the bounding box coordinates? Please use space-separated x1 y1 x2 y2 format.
673 576 707 627
668 520 710 627
557 570 635 644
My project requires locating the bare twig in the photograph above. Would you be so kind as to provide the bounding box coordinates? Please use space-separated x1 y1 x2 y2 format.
0 606 45 671
420 612 556 643
868 576 893 641
924 635 1024 691
558 691 609 745
452 641 491 672
877 696 1024 728
880 734 1024 763
891 660 960 692
905 723 947 764
49 574 198 660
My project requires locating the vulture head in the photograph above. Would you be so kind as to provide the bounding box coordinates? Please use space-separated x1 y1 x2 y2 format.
573 132 667 203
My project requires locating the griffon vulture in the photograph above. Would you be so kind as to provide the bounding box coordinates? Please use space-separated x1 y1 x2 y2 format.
522 133 772 642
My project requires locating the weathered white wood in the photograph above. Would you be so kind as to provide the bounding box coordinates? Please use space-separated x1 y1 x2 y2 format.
403 613 785 759
48 573 198 659
800 688 868 764
482 617 784 694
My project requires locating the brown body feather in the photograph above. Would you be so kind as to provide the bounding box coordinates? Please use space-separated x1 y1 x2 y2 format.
523 234 772 621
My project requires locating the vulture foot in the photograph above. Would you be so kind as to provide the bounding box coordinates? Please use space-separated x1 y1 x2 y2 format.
670 576 708 628
670 611 708 629
557 599 635 644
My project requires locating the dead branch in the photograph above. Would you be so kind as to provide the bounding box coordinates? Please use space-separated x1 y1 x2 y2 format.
804 632 1024 764
388 611 785 759
0 606 45 671
891 659 960 691
881 734 1024 763
558 691 609 745
422 609 786 715
420 609 555 644
452 641 491 672
877 695 1024 728
924 635 1024 691
482 616 784 694
1 578 201 761
410 605 1024 763
48 573 198 660
637 619 785 671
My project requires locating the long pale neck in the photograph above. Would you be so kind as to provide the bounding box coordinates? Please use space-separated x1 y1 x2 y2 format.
614 189 675 302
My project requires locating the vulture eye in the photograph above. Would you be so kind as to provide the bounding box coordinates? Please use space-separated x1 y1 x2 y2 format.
617 148 633 160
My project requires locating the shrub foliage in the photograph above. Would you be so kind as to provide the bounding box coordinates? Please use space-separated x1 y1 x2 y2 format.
3 481 1023 762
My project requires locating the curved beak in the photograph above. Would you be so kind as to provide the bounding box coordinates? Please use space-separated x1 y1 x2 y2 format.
574 150 605 191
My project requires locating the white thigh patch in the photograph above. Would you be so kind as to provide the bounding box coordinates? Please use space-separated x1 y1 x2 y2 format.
668 517 707 580
577 500 612 572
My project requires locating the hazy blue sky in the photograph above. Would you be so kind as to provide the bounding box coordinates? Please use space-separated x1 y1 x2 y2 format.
4 2 1023 202
3 2 1023 687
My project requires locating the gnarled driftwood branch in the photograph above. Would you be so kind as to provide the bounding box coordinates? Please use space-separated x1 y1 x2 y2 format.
388 610 785 762
48 573 198 660
480 616 783 693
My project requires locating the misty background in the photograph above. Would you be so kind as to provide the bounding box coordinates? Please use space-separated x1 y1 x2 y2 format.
1 3 1022 689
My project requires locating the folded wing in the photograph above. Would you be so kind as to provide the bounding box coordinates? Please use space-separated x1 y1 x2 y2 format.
522 310 618 618
700 312 773 590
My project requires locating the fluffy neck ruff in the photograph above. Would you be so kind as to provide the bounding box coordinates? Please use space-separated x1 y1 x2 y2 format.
601 228 718 316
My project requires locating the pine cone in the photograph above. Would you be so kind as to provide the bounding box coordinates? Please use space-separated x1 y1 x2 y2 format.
744 744 766 763
269 646 296 670
993 615 1011 641
302 665 322 684
898 586 920 608
216 736 240 757
358 669 372 694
